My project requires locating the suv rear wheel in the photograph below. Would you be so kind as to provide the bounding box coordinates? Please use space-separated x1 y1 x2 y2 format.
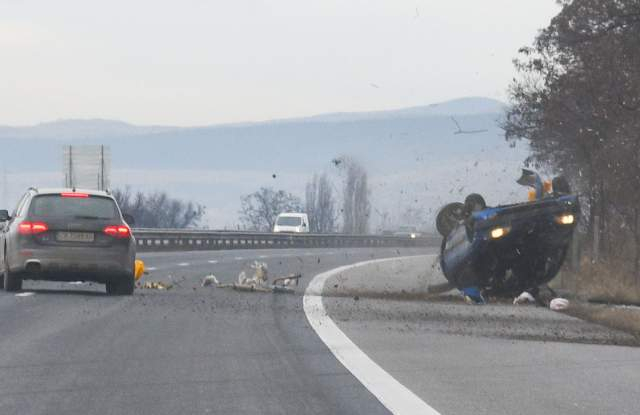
106 273 135 296
3 258 22 292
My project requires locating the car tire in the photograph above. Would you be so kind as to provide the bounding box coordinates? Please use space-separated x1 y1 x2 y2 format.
3 260 22 292
106 273 135 296
436 202 465 237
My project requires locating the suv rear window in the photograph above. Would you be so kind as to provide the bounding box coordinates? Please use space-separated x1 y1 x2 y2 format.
29 195 119 219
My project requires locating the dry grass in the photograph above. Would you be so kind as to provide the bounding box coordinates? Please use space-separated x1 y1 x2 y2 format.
555 258 640 305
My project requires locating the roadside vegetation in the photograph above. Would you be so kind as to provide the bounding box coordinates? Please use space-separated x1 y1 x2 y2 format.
113 188 205 229
505 0 640 303
239 155 370 234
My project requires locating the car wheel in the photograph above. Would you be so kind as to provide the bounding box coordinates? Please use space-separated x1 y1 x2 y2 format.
106 273 135 296
436 202 465 237
3 260 22 292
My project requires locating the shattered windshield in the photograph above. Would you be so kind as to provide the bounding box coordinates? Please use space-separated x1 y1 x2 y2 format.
1 1 638 415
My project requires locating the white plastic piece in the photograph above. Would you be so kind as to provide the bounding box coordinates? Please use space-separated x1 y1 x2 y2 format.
550 298 570 311
201 275 218 287
513 291 536 305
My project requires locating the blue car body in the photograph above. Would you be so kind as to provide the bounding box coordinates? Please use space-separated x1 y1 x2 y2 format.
440 195 579 296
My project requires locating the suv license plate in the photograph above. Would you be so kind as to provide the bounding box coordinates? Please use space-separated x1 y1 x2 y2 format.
56 232 94 243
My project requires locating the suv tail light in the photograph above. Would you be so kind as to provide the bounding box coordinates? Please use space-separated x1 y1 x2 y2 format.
18 221 49 235
104 225 131 239
61 192 89 198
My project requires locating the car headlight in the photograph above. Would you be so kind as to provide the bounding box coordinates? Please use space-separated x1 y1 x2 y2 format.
556 214 575 225
490 227 509 239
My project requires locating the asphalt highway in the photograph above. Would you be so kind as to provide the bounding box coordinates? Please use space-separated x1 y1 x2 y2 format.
0 246 637 415
0 247 426 415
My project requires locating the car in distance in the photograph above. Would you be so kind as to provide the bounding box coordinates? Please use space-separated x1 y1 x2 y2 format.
272 212 310 233
393 226 420 239
0 188 137 295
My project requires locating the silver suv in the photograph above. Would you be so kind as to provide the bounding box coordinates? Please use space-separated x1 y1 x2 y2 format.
0 188 136 295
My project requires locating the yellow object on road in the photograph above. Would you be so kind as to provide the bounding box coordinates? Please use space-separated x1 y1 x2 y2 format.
134 259 145 280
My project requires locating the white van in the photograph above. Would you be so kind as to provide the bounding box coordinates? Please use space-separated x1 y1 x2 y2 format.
273 212 310 233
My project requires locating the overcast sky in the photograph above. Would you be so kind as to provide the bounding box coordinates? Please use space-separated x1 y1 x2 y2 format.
0 0 559 126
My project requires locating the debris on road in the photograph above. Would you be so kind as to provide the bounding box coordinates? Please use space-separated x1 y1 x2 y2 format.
139 281 173 290
550 298 570 311
201 274 219 287
513 291 536 305
134 259 145 280
203 261 301 294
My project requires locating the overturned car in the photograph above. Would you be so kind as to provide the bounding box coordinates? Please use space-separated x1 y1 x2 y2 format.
436 170 578 302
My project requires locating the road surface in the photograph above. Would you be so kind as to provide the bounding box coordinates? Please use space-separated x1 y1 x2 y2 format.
0 247 637 414
0 247 424 415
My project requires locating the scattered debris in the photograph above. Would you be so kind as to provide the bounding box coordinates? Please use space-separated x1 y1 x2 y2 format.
513 291 536 305
134 259 145 280
461 287 486 305
201 274 219 287
550 298 570 311
203 261 301 294
139 281 173 290
450 116 489 135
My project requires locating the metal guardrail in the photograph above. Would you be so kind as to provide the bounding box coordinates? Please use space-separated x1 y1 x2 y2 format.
132 228 440 252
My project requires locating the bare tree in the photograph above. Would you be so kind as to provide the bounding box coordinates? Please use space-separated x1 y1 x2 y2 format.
113 187 205 228
239 187 303 231
305 173 337 233
334 156 371 234
503 0 640 273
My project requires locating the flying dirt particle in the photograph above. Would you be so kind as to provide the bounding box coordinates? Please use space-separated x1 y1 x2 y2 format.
334 284 339 288
317 257 321 264
353 296 360 301
272 174 277 179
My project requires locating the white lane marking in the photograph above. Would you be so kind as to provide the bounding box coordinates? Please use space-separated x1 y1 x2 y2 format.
258 255 269 259
146 267 157 271
208 260 219 264
234 257 244 261
303 257 440 415
177 262 190 267
68 281 84 285
15 292 35 297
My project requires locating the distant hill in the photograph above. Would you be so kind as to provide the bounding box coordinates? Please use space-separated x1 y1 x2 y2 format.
0 119 180 140
300 97 506 123
0 97 530 229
